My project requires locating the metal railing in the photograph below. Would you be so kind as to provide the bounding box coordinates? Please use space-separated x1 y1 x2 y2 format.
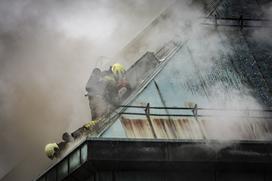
118 104 272 119
201 16 272 29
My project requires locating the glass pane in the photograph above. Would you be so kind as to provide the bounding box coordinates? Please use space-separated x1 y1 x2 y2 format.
57 159 68 180
47 168 56 181
84 174 95 181
81 143 88 163
37 176 46 181
69 149 80 173
101 119 127 138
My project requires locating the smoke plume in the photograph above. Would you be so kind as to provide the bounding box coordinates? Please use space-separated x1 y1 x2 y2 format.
0 0 271 180
0 0 172 180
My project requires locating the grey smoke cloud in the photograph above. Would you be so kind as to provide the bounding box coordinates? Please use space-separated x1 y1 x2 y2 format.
0 0 172 180
0 0 270 180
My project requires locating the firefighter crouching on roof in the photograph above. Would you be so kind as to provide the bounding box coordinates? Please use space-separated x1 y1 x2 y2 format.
45 133 72 159
45 119 100 159
45 119 99 159
45 143 60 160
86 63 131 120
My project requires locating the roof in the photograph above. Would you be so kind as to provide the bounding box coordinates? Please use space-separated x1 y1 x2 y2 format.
99 0 272 140
101 36 272 140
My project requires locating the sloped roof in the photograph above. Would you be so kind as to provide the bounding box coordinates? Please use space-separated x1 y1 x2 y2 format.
100 0 272 140
102 38 272 139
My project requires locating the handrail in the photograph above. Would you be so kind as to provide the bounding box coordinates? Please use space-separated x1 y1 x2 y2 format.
119 105 272 112
202 17 272 22
119 112 271 119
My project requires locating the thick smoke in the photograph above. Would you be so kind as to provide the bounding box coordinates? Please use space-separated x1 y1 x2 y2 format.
0 0 172 180
0 0 271 180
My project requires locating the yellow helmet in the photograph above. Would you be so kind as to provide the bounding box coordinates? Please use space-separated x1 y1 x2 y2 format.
111 63 125 75
45 143 59 159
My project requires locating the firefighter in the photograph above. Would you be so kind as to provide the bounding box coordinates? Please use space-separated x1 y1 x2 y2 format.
86 63 130 120
45 143 58 159
102 63 131 107
102 75 119 105
111 63 126 80
45 142 67 160
86 68 109 120
71 119 98 139
86 68 102 95
45 133 72 159
111 63 131 99
87 74 117 120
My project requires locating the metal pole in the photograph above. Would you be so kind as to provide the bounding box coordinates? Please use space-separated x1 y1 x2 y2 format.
145 103 157 138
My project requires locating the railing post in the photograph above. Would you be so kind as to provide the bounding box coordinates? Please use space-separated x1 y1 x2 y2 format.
239 15 244 30
67 155 70 175
192 104 198 120
145 103 157 138
214 14 218 29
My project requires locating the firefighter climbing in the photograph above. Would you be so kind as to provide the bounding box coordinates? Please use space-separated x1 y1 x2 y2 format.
86 63 131 120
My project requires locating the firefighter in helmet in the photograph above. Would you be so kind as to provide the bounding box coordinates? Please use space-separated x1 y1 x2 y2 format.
86 63 130 120
45 133 72 159
110 63 131 99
